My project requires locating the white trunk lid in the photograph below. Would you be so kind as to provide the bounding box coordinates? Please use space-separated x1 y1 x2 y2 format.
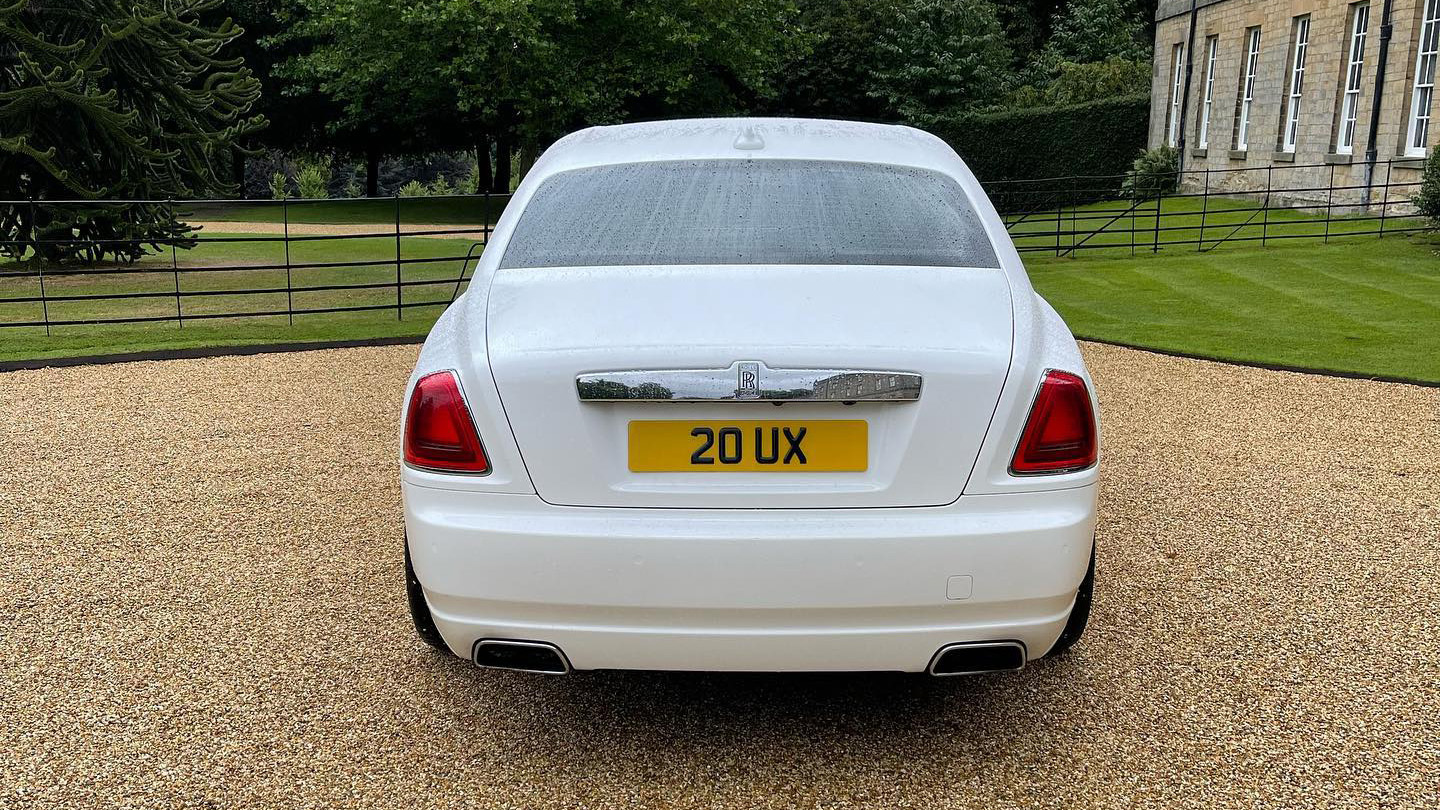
485 264 1013 508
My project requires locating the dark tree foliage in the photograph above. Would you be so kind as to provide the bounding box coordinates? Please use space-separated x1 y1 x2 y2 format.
772 0 1012 124
0 0 264 263
279 0 806 194
1045 0 1149 64
215 0 329 152
768 0 905 121
996 0 1064 63
868 0 1012 125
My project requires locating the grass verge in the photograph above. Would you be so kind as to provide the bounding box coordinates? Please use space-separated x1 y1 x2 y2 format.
0 234 477 362
182 195 511 226
1027 235 1440 383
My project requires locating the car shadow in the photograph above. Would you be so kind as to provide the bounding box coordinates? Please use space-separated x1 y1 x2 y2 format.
425 649 1093 760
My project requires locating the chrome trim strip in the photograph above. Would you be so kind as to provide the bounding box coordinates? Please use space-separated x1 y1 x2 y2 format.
576 361 921 403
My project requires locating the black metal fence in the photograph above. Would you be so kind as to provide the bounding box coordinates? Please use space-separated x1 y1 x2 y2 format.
991 158 1428 256
0 194 507 334
0 159 1432 334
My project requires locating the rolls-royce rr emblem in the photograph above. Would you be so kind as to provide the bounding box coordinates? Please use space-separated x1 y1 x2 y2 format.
737 362 761 399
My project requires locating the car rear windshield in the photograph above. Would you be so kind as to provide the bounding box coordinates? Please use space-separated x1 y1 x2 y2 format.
498 159 1000 269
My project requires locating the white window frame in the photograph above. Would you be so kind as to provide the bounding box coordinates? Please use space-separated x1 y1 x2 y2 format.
1199 36 1219 149
1236 28 1262 150
1283 16 1311 153
1167 43 1185 147
1337 4 1370 155
1406 0 1440 156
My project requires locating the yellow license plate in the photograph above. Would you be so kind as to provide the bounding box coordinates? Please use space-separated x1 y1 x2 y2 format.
628 420 867 472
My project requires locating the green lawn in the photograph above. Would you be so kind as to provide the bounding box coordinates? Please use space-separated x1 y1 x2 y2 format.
1007 194 1428 257
1027 235 1440 383
2 199 1438 383
0 233 480 361
183 195 511 226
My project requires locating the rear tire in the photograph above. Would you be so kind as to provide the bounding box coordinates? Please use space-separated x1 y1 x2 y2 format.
405 534 447 651
1045 541 1095 657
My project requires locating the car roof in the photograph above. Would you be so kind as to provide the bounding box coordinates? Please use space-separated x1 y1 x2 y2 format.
530 118 965 177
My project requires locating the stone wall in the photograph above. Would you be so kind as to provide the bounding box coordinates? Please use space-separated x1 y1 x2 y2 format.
1150 0 1431 208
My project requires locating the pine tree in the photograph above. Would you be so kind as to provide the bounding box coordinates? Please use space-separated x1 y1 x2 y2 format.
0 0 265 263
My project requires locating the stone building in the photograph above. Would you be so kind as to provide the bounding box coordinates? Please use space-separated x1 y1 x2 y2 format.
1149 0 1437 205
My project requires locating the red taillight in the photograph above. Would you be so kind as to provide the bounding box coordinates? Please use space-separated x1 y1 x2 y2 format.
1010 370 1097 475
404 371 489 473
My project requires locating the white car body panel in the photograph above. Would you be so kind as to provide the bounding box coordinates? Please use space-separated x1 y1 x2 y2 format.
405 484 1096 672
485 264 1013 508
401 118 1100 673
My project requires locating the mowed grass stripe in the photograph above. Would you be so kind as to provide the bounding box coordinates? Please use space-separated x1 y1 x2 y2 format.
1162 258 1381 335
182 195 511 226
1027 235 1440 382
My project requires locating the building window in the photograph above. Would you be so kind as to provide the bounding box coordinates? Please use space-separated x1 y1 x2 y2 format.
1235 27 1262 150
1406 0 1440 156
1167 43 1185 147
1337 4 1371 155
1198 36 1219 149
1282 16 1312 153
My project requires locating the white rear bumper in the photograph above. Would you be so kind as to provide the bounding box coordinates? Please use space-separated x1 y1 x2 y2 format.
403 483 1096 673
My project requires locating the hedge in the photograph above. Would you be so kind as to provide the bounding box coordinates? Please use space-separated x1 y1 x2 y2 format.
933 93 1151 210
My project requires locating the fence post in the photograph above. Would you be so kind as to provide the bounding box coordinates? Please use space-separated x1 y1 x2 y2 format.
30 198 50 336
394 194 403 321
1129 187 1137 257
1054 189 1062 257
282 196 293 326
170 209 182 329
1379 159 1392 238
1324 163 1335 243
1069 176 1077 255
1198 168 1210 251
1152 192 1161 253
1262 166 1272 247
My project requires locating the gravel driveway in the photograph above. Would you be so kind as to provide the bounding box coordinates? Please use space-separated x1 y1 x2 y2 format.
2 343 1437 809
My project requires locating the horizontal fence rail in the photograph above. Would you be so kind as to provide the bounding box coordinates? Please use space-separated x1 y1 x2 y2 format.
0 159 1432 333
987 159 1428 256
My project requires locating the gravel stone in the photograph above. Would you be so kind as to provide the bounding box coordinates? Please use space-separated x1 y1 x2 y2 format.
1 342 1436 808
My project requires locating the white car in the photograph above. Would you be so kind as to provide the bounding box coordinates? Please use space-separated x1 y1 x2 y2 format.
401 118 1099 676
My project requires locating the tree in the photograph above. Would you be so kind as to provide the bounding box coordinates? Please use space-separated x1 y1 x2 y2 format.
997 0 1152 110
768 0 903 121
994 0 1063 64
214 0 337 177
280 0 806 194
868 0 1013 126
275 0 471 193
1044 0 1149 64
0 0 264 263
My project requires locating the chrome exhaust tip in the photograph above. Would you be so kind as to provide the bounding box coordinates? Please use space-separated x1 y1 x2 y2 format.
926 641 1027 677
472 639 572 674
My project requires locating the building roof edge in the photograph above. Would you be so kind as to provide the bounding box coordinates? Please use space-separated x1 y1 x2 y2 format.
1156 0 1232 24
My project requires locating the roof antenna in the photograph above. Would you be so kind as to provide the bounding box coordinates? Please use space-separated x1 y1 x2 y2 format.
733 125 765 151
